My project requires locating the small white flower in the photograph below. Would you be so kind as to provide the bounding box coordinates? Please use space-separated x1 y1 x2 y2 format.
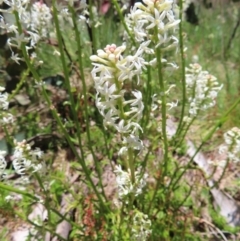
0 150 7 175
53 49 61 56
0 92 9 110
218 144 228 154
131 210 152 241
222 127 240 163
11 52 22 64
125 0 180 52
7 33 29 49
90 44 144 154
79 0 87 9
118 146 128 156
114 165 148 198
185 64 222 116
12 141 44 175
0 113 14 124
122 133 143 152
167 100 178 110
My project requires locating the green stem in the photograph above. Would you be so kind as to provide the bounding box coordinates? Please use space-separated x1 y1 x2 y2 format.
16 212 68 241
175 86 214 150
69 5 107 201
0 182 39 201
128 148 135 184
52 3 82 147
142 62 152 132
147 29 169 214
211 158 230 189
34 172 52 224
155 47 168 176
111 0 136 46
3 126 14 146
89 0 98 53
9 67 30 100
175 0 186 138
171 96 240 190
13 10 108 213
175 115 196 149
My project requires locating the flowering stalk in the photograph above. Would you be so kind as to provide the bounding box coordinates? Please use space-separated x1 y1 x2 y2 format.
175 0 186 139
0 86 13 179
10 139 52 222
175 63 223 148
115 165 148 198
209 127 240 187
111 0 136 46
124 0 180 170
0 87 14 124
141 61 152 131
155 31 169 177
88 0 98 53
68 3 108 198
221 127 240 163
90 44 146 186
12 140 44 175
131 209 152 240
0 0 109 211
125 1 180 213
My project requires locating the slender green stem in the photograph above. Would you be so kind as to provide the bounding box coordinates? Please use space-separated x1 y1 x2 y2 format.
171 96 240 190
211 158 230 189
16 212 68 241
34 172 52 224
89 0 98 53
111 0 136 46
51 207 83 230
128 148 135 184
52 3 83 151
9 67 30 100
69 5 108 201
13 9 108 213
175 115 196 149
3 126 14 146
175 87 215 150
155 48 168 176
175 0 186 138
0 182 39 201
142 62 152 132
101 127 114 169
147 29 169 214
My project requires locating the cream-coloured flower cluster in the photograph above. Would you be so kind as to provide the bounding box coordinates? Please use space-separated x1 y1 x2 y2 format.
12 140 44 175
114 165 148 198
0 0 52 48
125 0 180 50
0 0 87 63
90 44 147 155
185 63 223 116
0 140 44 179
0 150 7 179
219 127 240 163
0 86 13 124
131 210 152 241
0 86 13 179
